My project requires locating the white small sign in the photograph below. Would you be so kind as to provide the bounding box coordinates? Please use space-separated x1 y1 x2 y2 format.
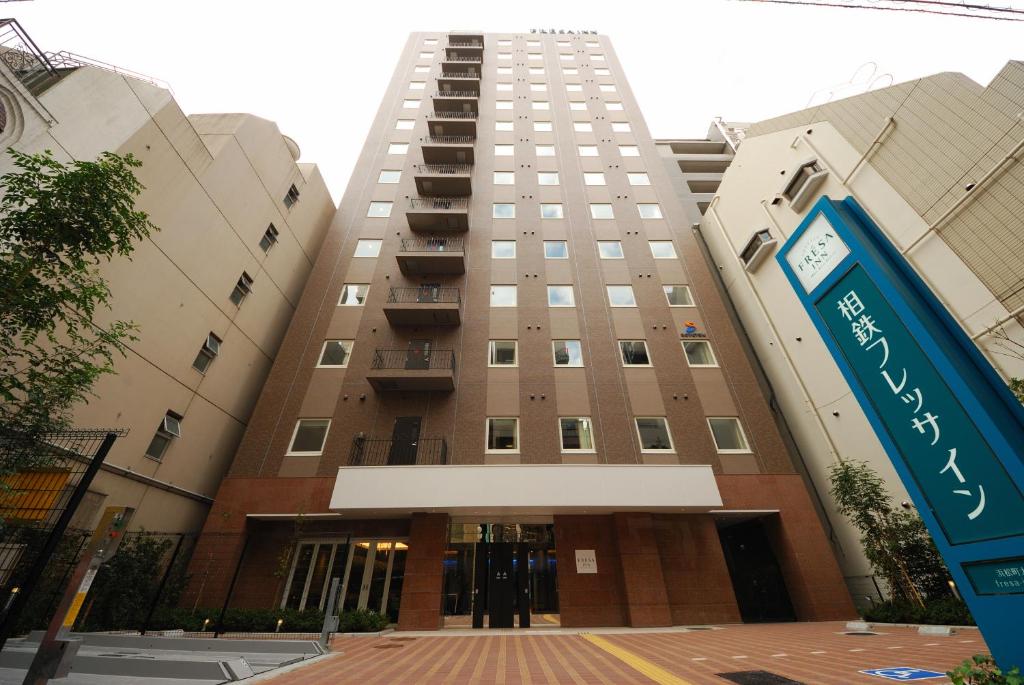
575 549 597 574
786 213 850 293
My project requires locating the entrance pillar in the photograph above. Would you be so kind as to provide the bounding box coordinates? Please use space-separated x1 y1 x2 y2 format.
397 512 448 631
613 512 672 627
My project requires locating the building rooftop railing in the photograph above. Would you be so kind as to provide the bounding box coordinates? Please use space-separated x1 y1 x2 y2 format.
370 348 457 369
408 197 470 211
385 287 461 305
348 437 449 466
414 163 472 175
426 111 477 120
433 90 478 99
421 135 475 145
0 19 60 95
399 236 465 252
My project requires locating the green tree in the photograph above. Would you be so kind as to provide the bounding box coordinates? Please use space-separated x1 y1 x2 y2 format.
828 460 952 605
0 148 155 447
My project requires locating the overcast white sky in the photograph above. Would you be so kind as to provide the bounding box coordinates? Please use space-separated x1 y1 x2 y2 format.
11 0 1021 200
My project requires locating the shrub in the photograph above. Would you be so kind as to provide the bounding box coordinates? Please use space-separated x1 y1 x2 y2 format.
337 608 389 633
863 597 974 625
144 607 387 633
948 655 1022 685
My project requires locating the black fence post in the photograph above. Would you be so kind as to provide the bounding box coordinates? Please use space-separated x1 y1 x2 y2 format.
0 431 117 652
213 534 249 639
140 533 186 635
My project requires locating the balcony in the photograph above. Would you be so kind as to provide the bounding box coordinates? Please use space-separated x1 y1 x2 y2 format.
440 54 482 72
421 135 475 165
406 196 469 232
426 110 477 138
445 42 483 63
437 72 480 95
366 348 457 392
348 437 449 466
413 163 472 196
383 286 461 326
432 89 478 115
396 237 465 275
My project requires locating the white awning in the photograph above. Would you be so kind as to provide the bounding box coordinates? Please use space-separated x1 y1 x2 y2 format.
329 464 723 517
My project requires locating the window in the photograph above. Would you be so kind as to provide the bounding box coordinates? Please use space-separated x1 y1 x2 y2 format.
559 53 574 61
402 99 421 109
583 172 605 185
339 284 369 306
388 143 409 155
424 38 438 46
635 417 674 452
486 418 519 452
395 119 415 130
354 239 382 257
627 172 649 185
574 122 593 132
556 40 570 47
496 100 513 110
708 417 751 453
590 203 614 219
496 83 513 92
414 66 430 73
538 171 559 186
288 419 331 455
528 52 542 61
495 122 514 132
578 145 598 157
619 340 651 366
607 285 637 307
532 101 550 110
493 203 516 219
529 67 545 75
540 203 564 219
492 240 516 259
191 333 221 374
534 121 553 132
259 223 279 252
495 144 514 156
494 171 515 185
547 285 575 307
378 169 401 184
490 285 517 307
498 51 513 60
418 52 433 59
594 68 610 75
366 201 393 218
283 184 300 208
498 66 513 75
567 84 583 92
409 81 426 90
527 40 540 47
619 145 640 157
683 340 718 367
318 340 354 367
598 241 624 259
612 122 631 133
599 84 616 93
145 411 182 460
664 285 694 306
592 53 606 61
536 145 556 157
229 272 253 306
638 204 664 219
560 417 595 452
553 340 583 366
530 84 547 92
649 241 677 259
586 41 600 48
569 102 588 111
563 67 578 75
489 341 517 366
544 241 568 259
606 102 624 111
497 39 512 46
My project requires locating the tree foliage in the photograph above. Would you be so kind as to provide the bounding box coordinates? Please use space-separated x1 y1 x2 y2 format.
0 147 155 439
828 460 953 605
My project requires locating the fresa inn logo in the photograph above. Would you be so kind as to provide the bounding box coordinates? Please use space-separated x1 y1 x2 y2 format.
796 231 840 278
785 213 851 293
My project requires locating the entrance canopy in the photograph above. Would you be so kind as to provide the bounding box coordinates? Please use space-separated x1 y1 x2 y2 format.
329 464 722 517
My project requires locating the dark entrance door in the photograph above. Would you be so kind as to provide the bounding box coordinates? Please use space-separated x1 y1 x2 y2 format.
718 518 796 623
387 416 421 465
405 339 431 370
488 542 515 628
515 544 530 628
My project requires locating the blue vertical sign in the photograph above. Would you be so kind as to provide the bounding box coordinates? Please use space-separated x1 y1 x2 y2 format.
777 196 1024 669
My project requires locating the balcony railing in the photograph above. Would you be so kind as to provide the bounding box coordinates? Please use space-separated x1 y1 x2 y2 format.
348 437 449 466
440 56 482 63
408 197 470 211
427 111 477 120
439 72 480 80
400 236 465 252
0 19 60 95
433 90 478 98
447 41 483 49
371 348 456 370
386 287 461 305
414 163 472 175
421 135 475 145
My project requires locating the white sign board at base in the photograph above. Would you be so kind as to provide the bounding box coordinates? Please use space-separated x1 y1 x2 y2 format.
575 549 597 574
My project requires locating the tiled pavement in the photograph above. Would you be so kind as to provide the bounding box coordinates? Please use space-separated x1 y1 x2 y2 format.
261 622 986 684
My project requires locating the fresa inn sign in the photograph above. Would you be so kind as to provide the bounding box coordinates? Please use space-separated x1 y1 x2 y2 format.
785 214 850 293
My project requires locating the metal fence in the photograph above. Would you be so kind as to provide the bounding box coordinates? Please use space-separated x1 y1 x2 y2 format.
349 437 449 466
399 236 465 253
386 286 461 304
370 348 457 370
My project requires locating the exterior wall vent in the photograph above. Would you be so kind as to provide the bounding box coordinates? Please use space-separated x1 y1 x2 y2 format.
739 229 777 271
782 160 828 212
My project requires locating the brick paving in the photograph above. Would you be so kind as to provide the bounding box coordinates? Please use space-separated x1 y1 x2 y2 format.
261 622 986 684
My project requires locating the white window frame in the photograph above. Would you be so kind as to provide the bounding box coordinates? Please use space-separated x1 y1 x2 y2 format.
287 419 332 456
536 145 556 157
627 172 649 185
495 144 515 156
378 170 401 184
619 145 640 157
578 145 599 157
491 240 517 259
486 417 520 453
612 122 632 133
488 340 518 367
544 241 569 259
570 102 588 111
366 202 393 218
552 340 584 367
597 241 624 259
559 417 596 453
494 171 515 185
317 340 354 368
607 285 637 307
583 172 605 186
495 121 514 131
664 285 695 307
707 417 752 454
490 285 518 307
387 143 409 155
635 417 675 453
540 203 565 219
619 340 652 367
649 241 677 259
493 203 516 219
574 122 593 132
354 239 383 257
683 340 719 368
534 121 553 132
547 285 575 307
338 284 369 306
537 171 560 186
395 120 415 130
639 204 665 220
590 203 614 219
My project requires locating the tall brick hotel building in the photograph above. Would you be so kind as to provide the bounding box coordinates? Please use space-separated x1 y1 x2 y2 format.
184 30 855 630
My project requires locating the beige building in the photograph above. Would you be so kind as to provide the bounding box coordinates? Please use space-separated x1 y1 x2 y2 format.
683 62 1024 606
0 22 335 533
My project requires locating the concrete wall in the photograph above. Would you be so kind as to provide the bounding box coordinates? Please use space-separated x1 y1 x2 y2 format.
0 62 334 533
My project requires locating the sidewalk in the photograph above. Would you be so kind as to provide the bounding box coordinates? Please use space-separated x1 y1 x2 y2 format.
260 621 985 684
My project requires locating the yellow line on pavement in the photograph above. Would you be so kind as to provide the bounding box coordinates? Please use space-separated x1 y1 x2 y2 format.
580 633 696 685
